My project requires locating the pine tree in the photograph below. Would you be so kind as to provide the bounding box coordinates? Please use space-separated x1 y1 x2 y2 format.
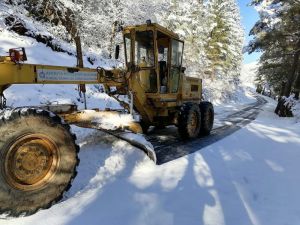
205 0 243 80
248 0 300 116
164 0 209 76
225 0 244 78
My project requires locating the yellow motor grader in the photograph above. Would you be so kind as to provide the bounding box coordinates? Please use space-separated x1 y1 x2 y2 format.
0 23 214 217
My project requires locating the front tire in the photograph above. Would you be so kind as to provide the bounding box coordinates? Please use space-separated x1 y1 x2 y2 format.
178 103 201 139
199 101 214 136
0 108 79 217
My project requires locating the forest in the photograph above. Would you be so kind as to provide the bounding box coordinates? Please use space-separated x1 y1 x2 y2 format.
2 0 244 101
4 0 299 117
248 0 300 117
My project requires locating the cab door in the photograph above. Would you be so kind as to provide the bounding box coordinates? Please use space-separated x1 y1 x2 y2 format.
134 30 157 93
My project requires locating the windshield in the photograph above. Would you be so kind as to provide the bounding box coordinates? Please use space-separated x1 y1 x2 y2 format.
135 31 155 67
171 40 184 67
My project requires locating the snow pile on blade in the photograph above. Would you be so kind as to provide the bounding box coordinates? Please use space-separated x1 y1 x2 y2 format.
62 110 156 162
118 132 157 163
82 110 135 131
63 110 142 134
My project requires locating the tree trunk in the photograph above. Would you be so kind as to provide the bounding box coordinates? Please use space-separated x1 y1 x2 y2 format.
275 82 285 114
283 40 300 97
275 40 300 117
74 35 87 109
279 81 286 97
74 35 83 68
294 71 300 100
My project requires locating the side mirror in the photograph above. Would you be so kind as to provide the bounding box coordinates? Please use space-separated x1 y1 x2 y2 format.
115 45 120 60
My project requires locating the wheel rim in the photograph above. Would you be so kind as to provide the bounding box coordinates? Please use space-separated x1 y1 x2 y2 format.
4 134 59 191
188 111 199 134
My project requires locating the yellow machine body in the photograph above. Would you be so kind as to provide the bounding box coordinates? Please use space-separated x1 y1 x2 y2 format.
0 23 203 128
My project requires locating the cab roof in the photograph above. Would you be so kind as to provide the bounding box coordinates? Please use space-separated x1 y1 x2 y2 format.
123 23 181 41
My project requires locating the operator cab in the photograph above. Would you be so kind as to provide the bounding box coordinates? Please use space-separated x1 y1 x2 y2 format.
123 23 184 95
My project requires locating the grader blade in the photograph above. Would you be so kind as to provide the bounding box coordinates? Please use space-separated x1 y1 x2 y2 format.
97 130 157 163
61 110 157 163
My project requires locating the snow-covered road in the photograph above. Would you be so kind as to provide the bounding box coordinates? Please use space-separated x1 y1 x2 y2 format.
2 97 300 225
146 95 266 164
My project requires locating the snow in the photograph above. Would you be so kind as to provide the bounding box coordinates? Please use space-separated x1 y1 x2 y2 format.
78 110 135 131
1 11 300 225
240 62 258 90
120 132 157 163
0 30 75 66
2 94 300 225
204 62 258 115
293 101 300 121
283 95 300 122
0 29 122 110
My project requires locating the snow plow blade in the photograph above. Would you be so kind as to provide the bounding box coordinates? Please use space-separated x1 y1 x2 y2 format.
61 110 157 163
100 130 157 163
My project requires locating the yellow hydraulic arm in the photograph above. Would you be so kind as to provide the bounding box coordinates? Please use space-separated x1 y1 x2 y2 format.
0 49 127 108
0 48 156 124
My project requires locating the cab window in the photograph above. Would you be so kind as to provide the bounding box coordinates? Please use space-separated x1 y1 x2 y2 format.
135 31 155 67
170 40 183 93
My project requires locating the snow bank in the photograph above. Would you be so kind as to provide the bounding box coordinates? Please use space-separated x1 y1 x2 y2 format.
205 63 258 128
203 79 255 106
292 102 300 121
203 63 257 106
283 95 300 122
3 91 300 225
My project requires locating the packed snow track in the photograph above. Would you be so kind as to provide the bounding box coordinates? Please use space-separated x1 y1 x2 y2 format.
147 96 268 164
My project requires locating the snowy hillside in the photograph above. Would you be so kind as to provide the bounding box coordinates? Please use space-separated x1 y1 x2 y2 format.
240 62 258 89
0 25 258 128
0 20 252 108
0 0 245 102
0 28 121 110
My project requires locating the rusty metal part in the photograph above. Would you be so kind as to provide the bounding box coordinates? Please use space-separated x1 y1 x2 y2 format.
4 134 59 191
188 111 199 134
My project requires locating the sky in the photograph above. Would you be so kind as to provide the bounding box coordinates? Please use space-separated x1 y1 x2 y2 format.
238 0 262 64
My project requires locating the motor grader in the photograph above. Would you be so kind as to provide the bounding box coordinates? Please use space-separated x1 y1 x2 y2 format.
0 23 214 217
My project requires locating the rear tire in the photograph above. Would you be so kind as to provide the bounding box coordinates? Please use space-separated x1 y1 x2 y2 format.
0 108 79 217
199 101 214 136
178 103 201 139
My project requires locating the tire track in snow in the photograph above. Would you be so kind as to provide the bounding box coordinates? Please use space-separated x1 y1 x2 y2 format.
147 96 267 165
